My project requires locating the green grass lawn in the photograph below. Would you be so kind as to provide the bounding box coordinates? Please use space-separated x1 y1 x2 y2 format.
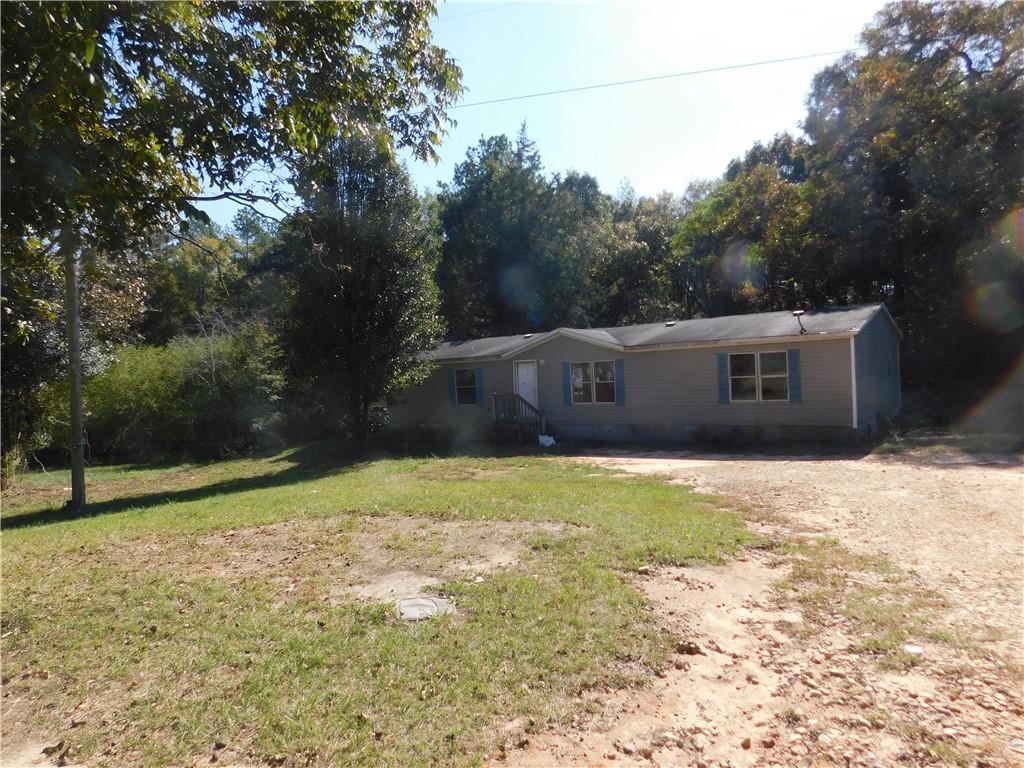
1 443 749 767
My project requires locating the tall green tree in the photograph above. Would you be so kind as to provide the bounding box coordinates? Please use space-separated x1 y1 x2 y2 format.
1 1 461 501
437 128 613 338
801 0 1023 381
2 1 461 249
590 187 685 326
537 171 611 328
281 134 444 444
669 1 1022 384
437 130 549 338
231 209 278 265
669 165 818 317
137 223 245 345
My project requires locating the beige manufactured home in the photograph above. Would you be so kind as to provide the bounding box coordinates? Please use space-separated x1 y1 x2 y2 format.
387 304 901 444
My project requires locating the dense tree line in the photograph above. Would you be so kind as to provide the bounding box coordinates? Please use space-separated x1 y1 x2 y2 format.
1 0 461 494
2 1 1021 478
436 3 1022 387
436 128 687 338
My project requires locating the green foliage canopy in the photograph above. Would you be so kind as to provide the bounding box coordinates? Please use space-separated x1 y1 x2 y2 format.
436 129 677 339
667 0 1023 382
1 0 460 470
84 323 285 459
2 0 462 253
280 133 445 443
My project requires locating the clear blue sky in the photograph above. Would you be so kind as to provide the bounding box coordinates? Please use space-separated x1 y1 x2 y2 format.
198 0 885 226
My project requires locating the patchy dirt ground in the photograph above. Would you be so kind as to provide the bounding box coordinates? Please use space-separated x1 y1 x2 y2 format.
501 450 1023 768
60 515 562 605
578 450 1023 662
5 452 1021 768
1 515 564 768
0 742 84 768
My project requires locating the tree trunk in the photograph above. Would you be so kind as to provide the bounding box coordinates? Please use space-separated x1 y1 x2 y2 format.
349 395 368 446
347 367 368 446
63 229 86 511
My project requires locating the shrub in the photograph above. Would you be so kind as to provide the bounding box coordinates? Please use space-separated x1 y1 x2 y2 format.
84 323 285 460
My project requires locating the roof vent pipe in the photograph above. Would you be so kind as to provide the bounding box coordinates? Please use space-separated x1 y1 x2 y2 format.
664 321 676 327
792 309 807 334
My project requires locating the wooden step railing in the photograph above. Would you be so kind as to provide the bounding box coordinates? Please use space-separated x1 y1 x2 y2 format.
492 393 546 438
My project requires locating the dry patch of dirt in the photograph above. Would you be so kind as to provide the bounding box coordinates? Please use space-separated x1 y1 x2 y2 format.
506 555 797 768
410 464 528 481
0 740 85 768
326 516 557 601
579 450 1023 660
505 550 1022 768
2 515 564 768
499 451 1024 767
82 515 561 605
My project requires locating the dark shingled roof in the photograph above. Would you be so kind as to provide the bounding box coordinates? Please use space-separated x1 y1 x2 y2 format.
430 332 558 361
430 304 892 362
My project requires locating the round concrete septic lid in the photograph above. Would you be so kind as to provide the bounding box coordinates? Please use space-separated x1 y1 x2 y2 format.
396 596 455 621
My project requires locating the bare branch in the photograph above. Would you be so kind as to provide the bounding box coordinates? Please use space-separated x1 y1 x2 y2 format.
233 198 282 223
172 231 217 255
171 232 233 300
185 190 293 219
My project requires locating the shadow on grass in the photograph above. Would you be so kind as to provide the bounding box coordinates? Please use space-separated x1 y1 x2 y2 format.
0 440 371 531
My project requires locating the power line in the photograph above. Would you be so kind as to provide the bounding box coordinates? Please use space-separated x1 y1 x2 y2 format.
451 48 860 109
435 2 521 23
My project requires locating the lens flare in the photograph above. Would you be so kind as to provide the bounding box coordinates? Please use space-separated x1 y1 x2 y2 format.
718 240 764 294
970 282 1024 334
497 263 540 326
968 208 1024 333
958 353 1024 436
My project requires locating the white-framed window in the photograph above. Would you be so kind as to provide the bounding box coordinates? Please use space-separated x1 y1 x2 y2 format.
570 362 592 403
454 368 477 405
571 361 616 404
728 353 757 401
729 351 789 402
758 351 789 401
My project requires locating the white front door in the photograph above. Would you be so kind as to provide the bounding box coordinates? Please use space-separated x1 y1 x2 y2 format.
514 360 539 409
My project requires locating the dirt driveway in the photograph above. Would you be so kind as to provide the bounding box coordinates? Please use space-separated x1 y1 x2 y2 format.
505 449 1024 768
581 449 1024 661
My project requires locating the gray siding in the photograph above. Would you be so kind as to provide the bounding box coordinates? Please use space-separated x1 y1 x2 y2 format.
389 333 855 440
531 336 852 431
854 312 901 429
388 358 511 441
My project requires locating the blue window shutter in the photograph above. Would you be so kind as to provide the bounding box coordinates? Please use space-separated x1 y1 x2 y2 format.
474 367 485 407
717 353 729 404
788 349 802 402
614 359 625 405
562 362 572 407
447 368 457 407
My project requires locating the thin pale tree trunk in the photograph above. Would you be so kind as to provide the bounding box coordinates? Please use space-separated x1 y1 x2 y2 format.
63 228 86 510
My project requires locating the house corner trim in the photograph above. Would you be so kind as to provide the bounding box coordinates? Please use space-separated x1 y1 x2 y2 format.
849 336 858 429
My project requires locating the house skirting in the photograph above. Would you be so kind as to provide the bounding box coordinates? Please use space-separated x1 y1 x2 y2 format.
548 421 866 444
385 421 867 448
